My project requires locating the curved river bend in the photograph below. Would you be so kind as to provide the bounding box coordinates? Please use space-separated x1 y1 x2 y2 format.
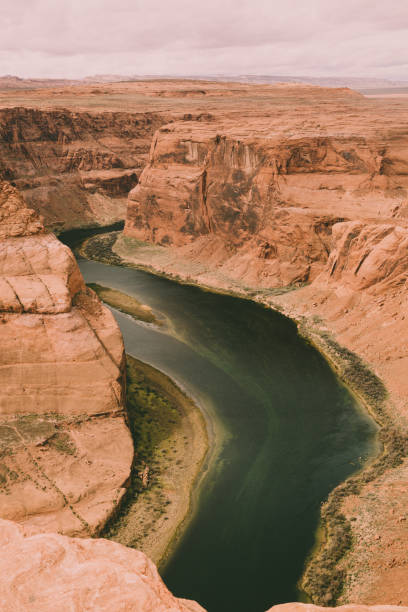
78 258 378 612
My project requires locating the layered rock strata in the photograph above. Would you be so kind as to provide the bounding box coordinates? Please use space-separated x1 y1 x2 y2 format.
125 114 408 288
277 222 408 604
0 81 366 233
0 108 168 231
0 181 133 536
0 180 206 611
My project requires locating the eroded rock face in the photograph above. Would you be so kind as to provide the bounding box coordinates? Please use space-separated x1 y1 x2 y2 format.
1 514 408 612
125 106 408 288
0 108 168 231
0 519 204 612
0 181 133 536
125 126 332 286
275 221 408 605
2 518 406 612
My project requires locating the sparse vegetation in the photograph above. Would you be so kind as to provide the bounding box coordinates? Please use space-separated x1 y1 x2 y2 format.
48 432 76 455
81 231 123 264
102 355 184 546
100 354 207 565
314 330 388 416
299 322 408 604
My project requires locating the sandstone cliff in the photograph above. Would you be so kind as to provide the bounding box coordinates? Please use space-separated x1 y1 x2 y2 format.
277 222 408 605
0 519 204 612
0 180 207 611
124 110 408 288
0 108 168 231
0 181 133 536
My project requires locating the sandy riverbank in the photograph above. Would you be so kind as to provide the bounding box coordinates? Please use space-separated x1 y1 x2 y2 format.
87 282 163 326
103 355 209 568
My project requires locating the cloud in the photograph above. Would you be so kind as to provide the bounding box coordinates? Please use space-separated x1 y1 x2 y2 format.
0 0 407 79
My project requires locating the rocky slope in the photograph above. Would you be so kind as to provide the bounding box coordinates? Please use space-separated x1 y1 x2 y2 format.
0 180 133 536
277 222 408 605
0 107 168 231
119 84 408 604
0 80 366 234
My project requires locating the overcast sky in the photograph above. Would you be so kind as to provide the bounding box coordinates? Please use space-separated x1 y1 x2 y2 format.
1 0 408 80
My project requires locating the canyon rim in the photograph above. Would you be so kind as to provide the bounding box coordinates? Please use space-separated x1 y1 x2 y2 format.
1 73 408 611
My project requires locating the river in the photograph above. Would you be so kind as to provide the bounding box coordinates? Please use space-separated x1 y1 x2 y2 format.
77 256 378 612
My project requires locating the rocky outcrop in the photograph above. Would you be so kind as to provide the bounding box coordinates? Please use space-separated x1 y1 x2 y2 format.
0 181 133 536
2 514 408 612
0 519 204 612
125 113 408 288
0 108 168 231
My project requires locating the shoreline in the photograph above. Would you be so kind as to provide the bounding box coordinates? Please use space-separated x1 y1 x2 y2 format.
87 282 164 326
102 354 210 569
79 231 392 604
81 270 225 570
74 233 230 572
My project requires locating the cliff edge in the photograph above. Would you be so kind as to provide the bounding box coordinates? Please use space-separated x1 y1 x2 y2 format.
0 180 133 536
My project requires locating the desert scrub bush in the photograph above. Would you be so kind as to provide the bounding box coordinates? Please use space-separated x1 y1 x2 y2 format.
314 331 388 417
302 489 353 604
303 397 408 603
125 362 182 467
82 232 123 265
48 432 76 455
312 314 324 325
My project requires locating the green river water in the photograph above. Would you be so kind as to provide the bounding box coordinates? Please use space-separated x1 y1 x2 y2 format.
76 256 378 612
